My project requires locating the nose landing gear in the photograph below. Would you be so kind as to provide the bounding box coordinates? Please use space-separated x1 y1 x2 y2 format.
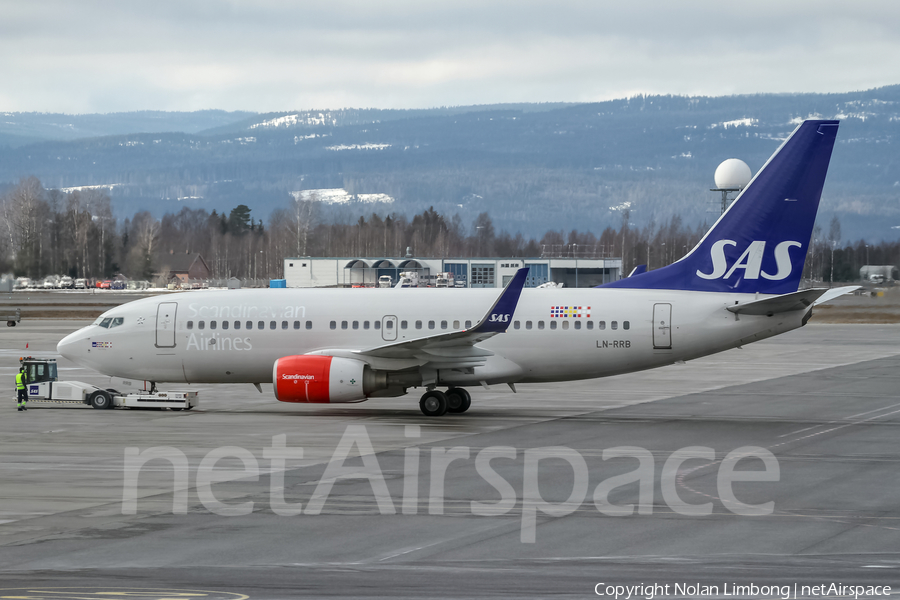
419 387 472 416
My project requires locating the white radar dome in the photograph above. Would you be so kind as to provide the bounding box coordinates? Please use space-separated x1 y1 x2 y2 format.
714 158 752 189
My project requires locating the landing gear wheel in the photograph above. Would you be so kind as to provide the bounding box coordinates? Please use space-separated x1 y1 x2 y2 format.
446 387 471 414
419 390 449 417
89 390 113 410
6 321 14 327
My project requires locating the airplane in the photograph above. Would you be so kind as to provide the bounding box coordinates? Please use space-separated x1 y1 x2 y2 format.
58 119 850 417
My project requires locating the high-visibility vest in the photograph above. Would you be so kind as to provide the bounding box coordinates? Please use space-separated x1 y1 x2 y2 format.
16 373 26 390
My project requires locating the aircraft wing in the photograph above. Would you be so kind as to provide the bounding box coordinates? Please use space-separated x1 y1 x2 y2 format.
308 268 529 371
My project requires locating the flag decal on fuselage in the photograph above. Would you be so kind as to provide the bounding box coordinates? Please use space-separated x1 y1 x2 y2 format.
550 306 590 318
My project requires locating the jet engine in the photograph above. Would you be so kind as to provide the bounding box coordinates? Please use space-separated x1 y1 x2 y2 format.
273 355 386 403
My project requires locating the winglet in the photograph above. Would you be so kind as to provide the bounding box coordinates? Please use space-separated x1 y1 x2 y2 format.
469 267 529 334
628 265 647 277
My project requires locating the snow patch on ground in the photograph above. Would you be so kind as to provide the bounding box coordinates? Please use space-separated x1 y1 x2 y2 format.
710 118 758 129
58 184 122 193
250 113 334 129
326 143 391 151
291 188 394 204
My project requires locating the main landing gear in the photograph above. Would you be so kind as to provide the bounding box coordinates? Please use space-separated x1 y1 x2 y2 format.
419 387 472 417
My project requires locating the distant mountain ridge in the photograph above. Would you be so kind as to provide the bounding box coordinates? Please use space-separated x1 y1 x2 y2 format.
0 110 256 146
1 88 898 241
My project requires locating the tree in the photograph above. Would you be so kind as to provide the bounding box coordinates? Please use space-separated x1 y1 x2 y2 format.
828 215 842 284
128 211 160 279
472 213 495 256
2 177 47 277
228 204 252 234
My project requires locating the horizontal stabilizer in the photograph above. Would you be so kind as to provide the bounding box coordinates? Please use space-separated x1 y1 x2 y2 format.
813 285 860 306
727 289 829 316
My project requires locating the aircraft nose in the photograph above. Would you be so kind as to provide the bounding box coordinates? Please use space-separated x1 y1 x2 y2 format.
57 329 84 361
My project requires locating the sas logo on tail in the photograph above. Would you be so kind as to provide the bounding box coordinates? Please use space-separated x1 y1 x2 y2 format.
489 314 510 323
697 240 801 281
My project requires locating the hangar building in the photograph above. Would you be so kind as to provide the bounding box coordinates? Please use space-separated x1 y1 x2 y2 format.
283 256 622 288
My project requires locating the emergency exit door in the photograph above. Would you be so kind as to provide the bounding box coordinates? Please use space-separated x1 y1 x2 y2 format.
156 302 178 348
381 315 398 341
653 303 672 349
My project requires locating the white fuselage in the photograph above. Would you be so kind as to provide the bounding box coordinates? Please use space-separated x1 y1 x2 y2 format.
57 288 806 391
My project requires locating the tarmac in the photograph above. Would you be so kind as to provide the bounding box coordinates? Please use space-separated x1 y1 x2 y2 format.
1 318 899 598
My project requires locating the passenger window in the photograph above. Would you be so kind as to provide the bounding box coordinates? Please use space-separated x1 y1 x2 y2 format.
110 317 124 328
306 321 313 330
538 321 545 330
514 321 520 330
198 321 205 330
586 321 593 330
401 321 408 329
453 320 460 329
385 321 392 329
624 321 630 330
352 321 359 330
246 321 253 329
441 320 447 329
234 321 241 330
282 321 288 330
598 321 606 330
341 321 348 330
330 321 336 330
258 321 264 330
415 320 422 329
293 321 300 330
187 321 193 330
562 321 569 330
222 320 229 330
526 321 532 329
270 321 276 330
363 321 370 330
574 321 581 330
210 321 217 330
611 321 618 330
465 320 472 328
99 318 112 328
428 320 435 329
550 321 557 330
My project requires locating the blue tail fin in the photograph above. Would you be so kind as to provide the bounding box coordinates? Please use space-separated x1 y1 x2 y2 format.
602 120 839 294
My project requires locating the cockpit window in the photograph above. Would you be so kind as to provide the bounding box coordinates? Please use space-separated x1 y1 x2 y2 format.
98 318 112 328
109 317 124 328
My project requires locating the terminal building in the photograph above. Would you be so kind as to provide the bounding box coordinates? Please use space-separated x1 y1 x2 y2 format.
283 256 623 288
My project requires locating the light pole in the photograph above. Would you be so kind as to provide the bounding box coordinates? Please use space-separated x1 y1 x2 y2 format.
573 243 578 287
830 241 835 288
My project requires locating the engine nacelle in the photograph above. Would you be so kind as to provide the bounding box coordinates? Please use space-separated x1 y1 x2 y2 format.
273 355 383 403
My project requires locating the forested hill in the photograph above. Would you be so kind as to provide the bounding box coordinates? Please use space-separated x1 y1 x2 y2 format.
1 87 898 241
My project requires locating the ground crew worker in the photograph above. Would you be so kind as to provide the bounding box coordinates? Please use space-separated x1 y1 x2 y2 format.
16 366 28 411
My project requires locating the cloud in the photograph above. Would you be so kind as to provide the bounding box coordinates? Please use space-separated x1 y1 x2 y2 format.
1 0 899 112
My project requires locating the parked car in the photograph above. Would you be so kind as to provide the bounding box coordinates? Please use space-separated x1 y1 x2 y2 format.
74 278 86 289
59 276 74 289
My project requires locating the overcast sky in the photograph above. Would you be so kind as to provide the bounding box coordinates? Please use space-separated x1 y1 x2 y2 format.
2 0 899 114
